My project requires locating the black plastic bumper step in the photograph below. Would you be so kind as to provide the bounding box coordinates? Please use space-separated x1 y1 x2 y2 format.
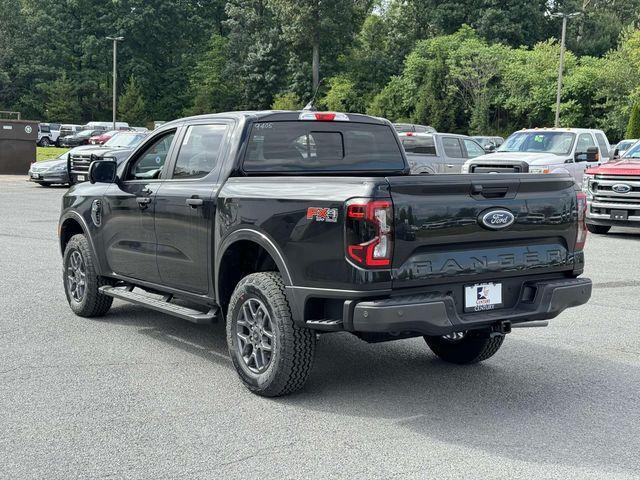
99 286 217 324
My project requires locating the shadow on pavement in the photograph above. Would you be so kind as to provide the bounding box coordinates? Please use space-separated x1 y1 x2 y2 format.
100 302 639 474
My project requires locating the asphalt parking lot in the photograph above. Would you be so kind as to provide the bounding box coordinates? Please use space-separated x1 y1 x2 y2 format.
1 175 639 479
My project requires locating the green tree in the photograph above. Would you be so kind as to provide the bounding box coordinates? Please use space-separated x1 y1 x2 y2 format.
118 76 147 125
323 76 364 112
185 35 240 115
42 73 81 123
224 0 286 109
271 92 302 110
626 103 640 138
270 0 372 93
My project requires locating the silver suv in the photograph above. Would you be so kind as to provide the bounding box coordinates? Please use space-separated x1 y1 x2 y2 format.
462 128 611 186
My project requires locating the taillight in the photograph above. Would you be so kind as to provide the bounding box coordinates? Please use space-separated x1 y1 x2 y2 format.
345 199 393 268
575 191 587 250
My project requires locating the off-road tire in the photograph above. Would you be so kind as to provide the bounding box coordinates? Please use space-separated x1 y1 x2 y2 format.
39 137 50 147
226 272 316 397
586 223 611 234
63 234 113 317
424 333 504 365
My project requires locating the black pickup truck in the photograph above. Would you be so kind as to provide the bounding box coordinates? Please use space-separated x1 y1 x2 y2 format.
58 111 592 396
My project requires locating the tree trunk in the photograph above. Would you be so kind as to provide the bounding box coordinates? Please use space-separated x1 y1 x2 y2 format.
312 39 319 92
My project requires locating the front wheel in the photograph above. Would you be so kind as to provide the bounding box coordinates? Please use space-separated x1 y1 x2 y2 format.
39 137 50 147
226 272 316 397
424 332 504 364
586 223 611 234
63 234 113 317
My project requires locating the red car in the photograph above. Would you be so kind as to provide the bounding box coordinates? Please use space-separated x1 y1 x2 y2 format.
584 157 640 234
88 130 120 145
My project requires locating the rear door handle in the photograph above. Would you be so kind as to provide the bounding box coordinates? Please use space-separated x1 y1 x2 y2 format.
186 198 204 208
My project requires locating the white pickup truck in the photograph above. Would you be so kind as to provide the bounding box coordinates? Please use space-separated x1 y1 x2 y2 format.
462 128 612 187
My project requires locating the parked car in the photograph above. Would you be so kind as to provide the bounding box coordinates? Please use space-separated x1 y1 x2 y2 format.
472 136 504 153
58 124 83 145
58 129 104 147
399 132 486 174
68 131 148 183
462 128 611 187
37 123 60 147
89 130 119 145
583 141 640 234
612 139 637 159
394 123 437 134
84 121 130 131
58 110 591 397
28 152 70 186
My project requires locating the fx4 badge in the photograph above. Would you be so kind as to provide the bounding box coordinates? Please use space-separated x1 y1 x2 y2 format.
307 207 338 223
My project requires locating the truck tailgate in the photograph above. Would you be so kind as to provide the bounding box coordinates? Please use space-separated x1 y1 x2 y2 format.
387 174 579 289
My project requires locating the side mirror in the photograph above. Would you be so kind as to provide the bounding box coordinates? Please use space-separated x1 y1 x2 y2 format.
88 159 117 184
484 144 496 153
575 146 599 163
586 146 599 162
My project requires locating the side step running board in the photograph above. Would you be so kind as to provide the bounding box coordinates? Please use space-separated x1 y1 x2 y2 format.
99 286 217 324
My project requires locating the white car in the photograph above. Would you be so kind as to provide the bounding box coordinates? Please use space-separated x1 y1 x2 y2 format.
37 123 60 147
462 128 612 187
613 139 638 159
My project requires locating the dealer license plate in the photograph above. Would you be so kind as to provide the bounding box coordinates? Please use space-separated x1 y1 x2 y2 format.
464 282 503 312
611 209 628 220
30 173 40 179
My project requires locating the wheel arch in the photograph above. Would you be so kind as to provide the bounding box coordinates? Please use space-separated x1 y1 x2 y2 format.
59 212 102 275
216 229 293 315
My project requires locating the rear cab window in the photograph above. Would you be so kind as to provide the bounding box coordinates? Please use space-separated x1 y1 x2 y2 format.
243 121 405 173
594 132 610 158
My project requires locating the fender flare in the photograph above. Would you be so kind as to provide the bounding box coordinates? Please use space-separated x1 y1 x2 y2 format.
215 228 293 301
59 211 102 275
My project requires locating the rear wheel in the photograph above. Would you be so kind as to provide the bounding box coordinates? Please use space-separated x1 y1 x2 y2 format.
226 272 316 397
63 234 113 317
586 223 611 234
424 332 504 364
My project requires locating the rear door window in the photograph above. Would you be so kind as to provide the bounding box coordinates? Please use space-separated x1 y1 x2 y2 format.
442 137 463 158
401 135 436 155
243 121 405 173
173 124 228 179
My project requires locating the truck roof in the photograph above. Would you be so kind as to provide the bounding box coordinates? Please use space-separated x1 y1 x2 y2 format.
518 127 606 135
162 110 389 128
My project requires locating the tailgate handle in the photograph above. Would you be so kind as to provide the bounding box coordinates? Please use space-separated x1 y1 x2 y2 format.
471 184 510 199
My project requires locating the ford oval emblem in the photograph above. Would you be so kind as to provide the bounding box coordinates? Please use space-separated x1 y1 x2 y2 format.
479 209 515 230
612 183 631 194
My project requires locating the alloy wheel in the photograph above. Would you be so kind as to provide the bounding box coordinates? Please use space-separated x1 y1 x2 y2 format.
66 250 86 302
236 298 274 373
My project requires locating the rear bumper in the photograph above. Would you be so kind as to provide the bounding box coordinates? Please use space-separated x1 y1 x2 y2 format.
349 277 591 336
